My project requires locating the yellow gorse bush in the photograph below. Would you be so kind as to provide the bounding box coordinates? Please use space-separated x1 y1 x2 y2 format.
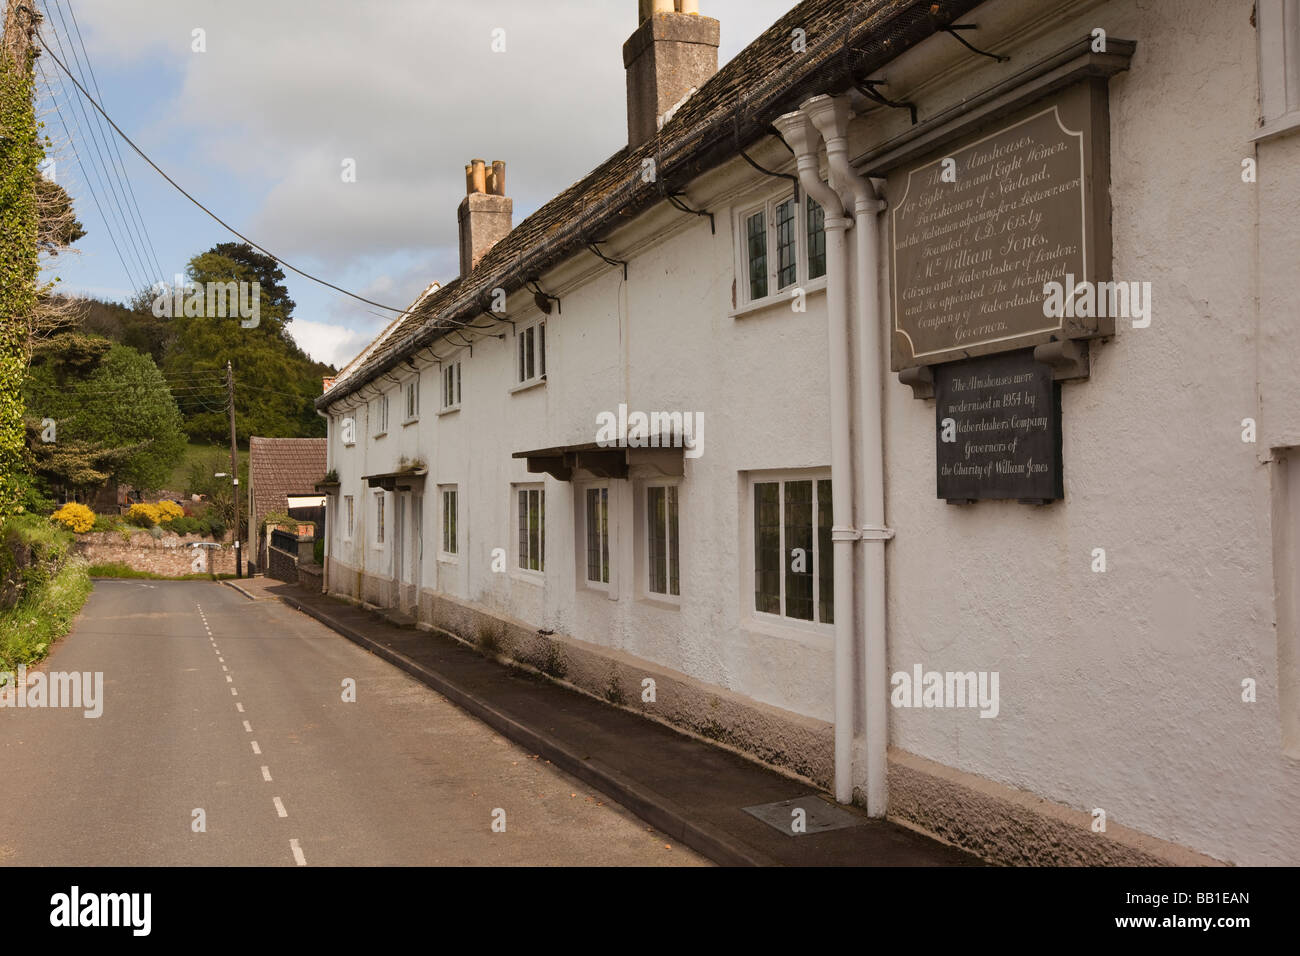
50 502 95 534
155 500 184 521
127 503 162 526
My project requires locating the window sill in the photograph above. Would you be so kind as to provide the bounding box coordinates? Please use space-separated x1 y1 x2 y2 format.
509 376 547 396
402 417 419 427
638 594 681 612
437 553 458 565
372 432 387 440
730 277 826 319
1252 110 1300 143
744 612 834 648
437 405 460 417
511 568 545 586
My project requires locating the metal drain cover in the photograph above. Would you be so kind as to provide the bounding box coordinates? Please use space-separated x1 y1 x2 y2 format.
742 795 867 836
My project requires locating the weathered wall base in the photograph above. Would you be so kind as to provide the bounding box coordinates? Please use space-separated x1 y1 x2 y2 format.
886 748 1227 867
327 557 834 785
324 557 1221 866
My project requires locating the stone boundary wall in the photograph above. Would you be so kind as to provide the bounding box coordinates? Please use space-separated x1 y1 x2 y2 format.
75 531 234 576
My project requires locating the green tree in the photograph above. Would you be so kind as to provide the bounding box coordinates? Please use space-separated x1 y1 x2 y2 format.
161 244 333 442
24 338 187 495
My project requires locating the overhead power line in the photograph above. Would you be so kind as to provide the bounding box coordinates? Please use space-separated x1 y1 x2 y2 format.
34 58 139 292
52 0 166 282
37 38 409 315
38 10 156 286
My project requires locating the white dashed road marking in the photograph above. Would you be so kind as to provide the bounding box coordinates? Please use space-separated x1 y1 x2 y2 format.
251 741 261 755
273 797 288 818
290 839 306 866
261 766 272 782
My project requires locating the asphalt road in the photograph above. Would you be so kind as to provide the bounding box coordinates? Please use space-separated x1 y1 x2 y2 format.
0 579 707 867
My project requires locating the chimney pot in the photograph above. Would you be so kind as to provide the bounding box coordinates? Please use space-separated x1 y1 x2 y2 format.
458 158 512 276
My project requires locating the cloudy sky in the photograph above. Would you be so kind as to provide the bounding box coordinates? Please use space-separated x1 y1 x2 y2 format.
35 0 795 369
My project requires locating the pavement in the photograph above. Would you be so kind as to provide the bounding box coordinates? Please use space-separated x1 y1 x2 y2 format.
231 574 980 867
0 578 708 866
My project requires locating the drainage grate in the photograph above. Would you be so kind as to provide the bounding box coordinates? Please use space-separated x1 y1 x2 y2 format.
742 795 867 837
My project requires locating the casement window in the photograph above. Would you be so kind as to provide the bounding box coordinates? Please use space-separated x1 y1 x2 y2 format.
340 416 356 446
738 193 827 307
440 485 458 557
343 495 354 540
374 492 385 545
372 394 389 437
516 322 546 387
584 485 611 586
516 484 544 573
646 484 680 598
752 475 833 624
441 360 462 411
404 378 419 422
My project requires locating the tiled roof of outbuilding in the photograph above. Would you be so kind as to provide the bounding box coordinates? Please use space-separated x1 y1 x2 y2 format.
249 436 327 523
319 0 984 410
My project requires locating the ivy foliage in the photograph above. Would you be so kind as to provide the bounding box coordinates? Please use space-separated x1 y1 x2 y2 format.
0 5 43 520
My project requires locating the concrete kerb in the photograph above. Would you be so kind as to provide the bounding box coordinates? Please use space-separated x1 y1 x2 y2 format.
224 580 258 600
273 588 777 867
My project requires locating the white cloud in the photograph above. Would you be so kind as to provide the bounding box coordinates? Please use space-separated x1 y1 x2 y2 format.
74 1 792 272
287 318 374 370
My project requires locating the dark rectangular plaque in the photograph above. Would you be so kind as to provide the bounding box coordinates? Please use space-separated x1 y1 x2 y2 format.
889 82 1112 371
935 350 1062 503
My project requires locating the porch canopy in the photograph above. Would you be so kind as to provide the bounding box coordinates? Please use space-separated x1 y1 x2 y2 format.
512 440 684 482
361 467 428 492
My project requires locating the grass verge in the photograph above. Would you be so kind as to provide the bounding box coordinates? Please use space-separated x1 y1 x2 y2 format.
0 554 92 672
87 562 236 581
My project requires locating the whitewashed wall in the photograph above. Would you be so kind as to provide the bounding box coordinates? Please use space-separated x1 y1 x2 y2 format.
867 0 1300 865
323 0 1300 865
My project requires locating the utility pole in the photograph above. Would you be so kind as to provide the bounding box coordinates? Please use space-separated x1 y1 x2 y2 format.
226 360 242 578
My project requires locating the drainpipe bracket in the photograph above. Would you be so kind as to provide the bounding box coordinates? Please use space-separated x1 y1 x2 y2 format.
859 525 894 541
831 526 862 542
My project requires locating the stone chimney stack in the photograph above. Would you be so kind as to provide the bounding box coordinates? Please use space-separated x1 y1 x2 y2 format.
623 0 719 150
458 158 512 276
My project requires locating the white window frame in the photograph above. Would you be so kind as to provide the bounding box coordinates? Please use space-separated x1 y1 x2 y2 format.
374 491 386 547
439 484 458 561
732 188 828 314
746 469 834 633
643 480 681 604
511 320 547 392
1256 0 1300 141
343 494 354 541
440 358 462 413
513 482 545 578
403 376 420 424
340 414 356 447
579 482 612 591
371 394 389 438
